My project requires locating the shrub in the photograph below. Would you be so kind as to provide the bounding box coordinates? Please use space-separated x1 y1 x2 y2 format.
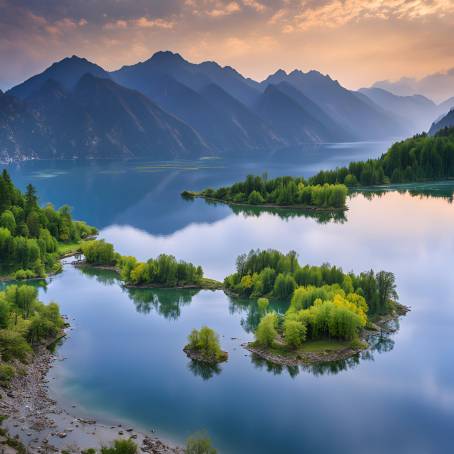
255 313 278 347
186 434 217 454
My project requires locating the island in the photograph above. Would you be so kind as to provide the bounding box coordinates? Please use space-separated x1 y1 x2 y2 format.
77 239 223 290
182 175 348 211
183 326 228 364
0 170 97 280
182 128 454 214
224 249 408 365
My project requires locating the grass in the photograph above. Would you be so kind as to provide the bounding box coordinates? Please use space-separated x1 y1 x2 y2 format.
200 277 223 290
57 240 85 256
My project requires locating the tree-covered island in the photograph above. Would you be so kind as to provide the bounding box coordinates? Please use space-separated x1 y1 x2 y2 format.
182 128 454 212
0 170 97 279
225 249 408 365
78 239 222 290
183 326 228 365
182 175 348 210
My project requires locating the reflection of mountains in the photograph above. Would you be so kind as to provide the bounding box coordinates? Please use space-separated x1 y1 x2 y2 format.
126 287 200 320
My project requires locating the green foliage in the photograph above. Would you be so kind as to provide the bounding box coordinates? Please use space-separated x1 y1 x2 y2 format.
0 364 15 385
309 128 454 187
100 439 137 454
257 297 269 312
120 254 203 287
186 326 226 363
225 250 398 316
283 319 307 348
0 170 97 277
197 173 348 209
186 433 217 454
81 240 117 266
255 312 278 347
0 284 64 363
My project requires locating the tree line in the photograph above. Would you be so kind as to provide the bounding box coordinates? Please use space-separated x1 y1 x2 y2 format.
80 239 204 288
184 174 348 209
0 284 64 385
0 170 97 278
309 127 454 187
225 249 398 316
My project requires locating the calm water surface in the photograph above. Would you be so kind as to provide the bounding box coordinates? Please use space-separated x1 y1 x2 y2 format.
3 143 454 454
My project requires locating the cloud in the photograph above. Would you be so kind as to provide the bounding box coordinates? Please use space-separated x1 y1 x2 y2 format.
272 0 454 32
186 0 242 17
104 17 175 30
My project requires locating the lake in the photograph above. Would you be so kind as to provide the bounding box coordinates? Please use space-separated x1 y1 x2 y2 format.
3 142 454 453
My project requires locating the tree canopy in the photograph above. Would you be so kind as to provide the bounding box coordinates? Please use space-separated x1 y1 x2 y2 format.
0 170 97 278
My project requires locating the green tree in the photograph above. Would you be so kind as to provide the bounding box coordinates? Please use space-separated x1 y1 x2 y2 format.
255 312 278 347
186 434 217 454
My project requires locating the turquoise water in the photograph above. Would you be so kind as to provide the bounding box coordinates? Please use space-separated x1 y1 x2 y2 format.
3 143 454 453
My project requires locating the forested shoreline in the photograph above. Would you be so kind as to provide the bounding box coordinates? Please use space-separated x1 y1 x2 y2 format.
0 170 97 279
310 127 454 187
182 175 348 210
182 128 454 214
79 239 221 290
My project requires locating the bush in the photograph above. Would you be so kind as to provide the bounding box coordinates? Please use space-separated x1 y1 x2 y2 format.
81 240 117 266
255 313 278 347
101 439 137 454
186 434 217 454
186 326 226 362
283 319 307 349
0 364 15 385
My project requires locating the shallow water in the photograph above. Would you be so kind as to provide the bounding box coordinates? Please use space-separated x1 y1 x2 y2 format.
4 143 454 453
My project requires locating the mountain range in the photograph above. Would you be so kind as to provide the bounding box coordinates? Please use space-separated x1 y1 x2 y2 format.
1 51 454 162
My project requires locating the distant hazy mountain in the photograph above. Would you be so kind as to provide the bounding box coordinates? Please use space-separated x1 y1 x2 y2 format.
9 56 110 100
255 84 346 143
112 51 260 106
429 109 454 135
0 90 51 162
372 68 454 103
262 69 405 140
359 87 437 134
437 96 454 118
2 74 207 160
3 50 440 162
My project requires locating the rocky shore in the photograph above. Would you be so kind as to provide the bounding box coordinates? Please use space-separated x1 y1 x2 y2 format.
0 325 183 453
244 303 410 367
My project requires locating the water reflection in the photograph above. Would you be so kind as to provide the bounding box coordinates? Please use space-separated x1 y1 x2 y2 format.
187 360 223 381
126 287 199 319
250 328 398 378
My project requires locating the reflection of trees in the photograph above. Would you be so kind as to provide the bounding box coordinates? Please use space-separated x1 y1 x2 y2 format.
76 266 120 286
353 185 454 203
126 288 199 320
188 360 222 380
249 325 399 378
228 297 289 334
229 205 347 224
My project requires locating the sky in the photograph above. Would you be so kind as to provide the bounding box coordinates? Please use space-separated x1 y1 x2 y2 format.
1 0 454 91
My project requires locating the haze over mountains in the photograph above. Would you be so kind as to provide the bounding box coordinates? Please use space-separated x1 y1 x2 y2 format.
1 51 454 162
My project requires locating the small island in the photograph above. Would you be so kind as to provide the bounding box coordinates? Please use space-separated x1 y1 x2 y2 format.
182 174 348 211
225 249 408 366
0 170 97 280
183 326 228 364
77 239 223 290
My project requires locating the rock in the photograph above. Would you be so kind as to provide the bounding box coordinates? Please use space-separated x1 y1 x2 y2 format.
57 432 67 438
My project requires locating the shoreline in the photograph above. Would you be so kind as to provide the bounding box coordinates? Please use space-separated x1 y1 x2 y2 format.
0 320 183 453
185 194 347 213
244 303 410 367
